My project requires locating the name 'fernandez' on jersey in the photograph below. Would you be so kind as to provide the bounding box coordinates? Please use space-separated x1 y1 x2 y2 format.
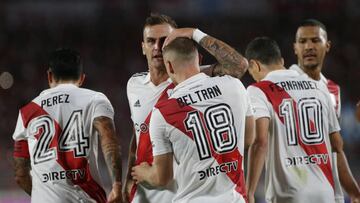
247 70 341 203
150 73 253 203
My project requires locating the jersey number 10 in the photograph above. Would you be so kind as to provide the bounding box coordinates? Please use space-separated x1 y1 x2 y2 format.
184 104 237 160
279 98 324 146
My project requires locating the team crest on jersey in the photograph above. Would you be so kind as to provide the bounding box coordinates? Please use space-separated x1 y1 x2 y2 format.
140 123 148 133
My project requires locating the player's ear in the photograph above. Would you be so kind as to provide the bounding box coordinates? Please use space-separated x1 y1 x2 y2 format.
47 69 54 87
326 40 331 53
166 61 174 74
280 58 284 66
198 53 203 65
251 59 261 73
77 73 85 87
141 42 146 55
293 42 298 56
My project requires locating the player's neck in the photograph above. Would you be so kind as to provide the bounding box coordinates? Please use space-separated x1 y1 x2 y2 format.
175 69 200 85
149 66 169 86
49 80 79 88
301 66 321 81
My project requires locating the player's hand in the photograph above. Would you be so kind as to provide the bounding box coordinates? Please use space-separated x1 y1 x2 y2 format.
108 182 122 203
122 179 135 203
131 162 151 184
355 100 360 122
350 194 360 203
163 28 195 48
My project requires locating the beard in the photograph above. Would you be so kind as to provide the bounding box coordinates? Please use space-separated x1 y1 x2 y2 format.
151 59 167 74
302 61 319 70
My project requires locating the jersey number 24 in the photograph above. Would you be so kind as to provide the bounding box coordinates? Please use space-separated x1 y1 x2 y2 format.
29 110 89 164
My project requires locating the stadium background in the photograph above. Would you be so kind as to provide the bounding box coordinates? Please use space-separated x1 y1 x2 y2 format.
0 0 359 202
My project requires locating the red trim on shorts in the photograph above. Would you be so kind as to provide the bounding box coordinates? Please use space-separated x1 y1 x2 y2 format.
20 102 107 202
252 81 335 189
155 96 247 200
13 140 30 158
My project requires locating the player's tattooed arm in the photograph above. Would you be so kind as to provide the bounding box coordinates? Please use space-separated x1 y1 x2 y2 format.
163 28 248 79
198 35 248 79
94 116 122 182
94 116 122 202
13 157 32 195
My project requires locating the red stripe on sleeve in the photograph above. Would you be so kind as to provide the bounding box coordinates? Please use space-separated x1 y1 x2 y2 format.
252 81 335 189
13 140 30 158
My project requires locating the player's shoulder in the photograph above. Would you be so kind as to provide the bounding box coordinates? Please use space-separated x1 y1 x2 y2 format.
210 75 245 89
326 78 340 90
247 82 268 97
65 87 110 104
127 72 149 86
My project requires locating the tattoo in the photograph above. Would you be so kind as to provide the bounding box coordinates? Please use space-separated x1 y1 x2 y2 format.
199 35 248 79
13 157 32 195
94 116 122 183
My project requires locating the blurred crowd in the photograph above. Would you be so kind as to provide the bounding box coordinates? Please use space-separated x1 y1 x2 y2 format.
0 0 359 201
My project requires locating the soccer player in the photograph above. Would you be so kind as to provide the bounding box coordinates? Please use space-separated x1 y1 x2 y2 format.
290 19 343 202
12 48 122 203
124 13 249 203
131 37 253 203
245 37 360 203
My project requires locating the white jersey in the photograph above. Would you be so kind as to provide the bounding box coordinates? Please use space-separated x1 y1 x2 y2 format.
289 64 344 203
127 72 176 203
150 73 252 203
247 70 341 203
289 64 341 118
12 84 114 203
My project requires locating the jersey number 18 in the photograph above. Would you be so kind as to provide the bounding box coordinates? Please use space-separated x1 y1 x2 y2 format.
184 104 237 160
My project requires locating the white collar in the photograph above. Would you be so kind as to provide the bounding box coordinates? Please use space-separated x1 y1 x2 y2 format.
289 64 328 84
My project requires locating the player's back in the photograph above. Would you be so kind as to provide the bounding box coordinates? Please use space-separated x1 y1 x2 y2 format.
13 84 113 203
152 73 250 203
247 70 340 203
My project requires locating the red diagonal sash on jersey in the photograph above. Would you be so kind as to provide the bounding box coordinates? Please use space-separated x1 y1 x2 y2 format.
20 102 107 203
252 81 334 189
154 98 247 200
130 83 175 202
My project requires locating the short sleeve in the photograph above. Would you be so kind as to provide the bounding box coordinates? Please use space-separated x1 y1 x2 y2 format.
126 77 134 122
13 112 26 141
230 77 254 117
93 93 114 120
326 92 341 133
245 92 254 116
247 86 271 119
149 108 173 156
12 112 30 158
